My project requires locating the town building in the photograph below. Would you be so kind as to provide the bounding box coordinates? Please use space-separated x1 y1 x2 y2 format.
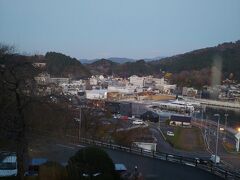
169 115 191 127
85 89 108 100
50 77 70 85
129 75 144 87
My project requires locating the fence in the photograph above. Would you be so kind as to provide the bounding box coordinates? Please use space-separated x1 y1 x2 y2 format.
29 130 240 179
78 137 240 180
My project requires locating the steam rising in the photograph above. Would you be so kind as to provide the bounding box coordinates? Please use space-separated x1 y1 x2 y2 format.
211 56 222 86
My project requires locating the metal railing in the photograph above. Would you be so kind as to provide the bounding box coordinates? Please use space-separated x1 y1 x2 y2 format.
78 137 240 180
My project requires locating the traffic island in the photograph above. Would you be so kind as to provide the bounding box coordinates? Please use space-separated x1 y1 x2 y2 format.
166 127 205 151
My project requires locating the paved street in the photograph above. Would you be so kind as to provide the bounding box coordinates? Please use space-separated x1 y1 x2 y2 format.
193 119 240 171
28 135 223 180
149 122 210 158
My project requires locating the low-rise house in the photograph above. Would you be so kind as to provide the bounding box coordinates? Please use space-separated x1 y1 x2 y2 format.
89 76 98 86
133 136 157 151
129 75 144 87
169 115 191 127
160 84 176 94
182 87 198 97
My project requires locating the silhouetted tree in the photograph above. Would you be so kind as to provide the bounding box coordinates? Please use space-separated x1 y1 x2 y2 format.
67 147 119 180
0 44 39 179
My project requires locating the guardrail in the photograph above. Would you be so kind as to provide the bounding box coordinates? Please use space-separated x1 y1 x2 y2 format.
78 137 240 180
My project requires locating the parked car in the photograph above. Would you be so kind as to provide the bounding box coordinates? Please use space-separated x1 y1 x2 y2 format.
113 114 121 119
114 163 127 173
0 152 17 177
132 120 144 125
167 131 174 136
120 116 128 121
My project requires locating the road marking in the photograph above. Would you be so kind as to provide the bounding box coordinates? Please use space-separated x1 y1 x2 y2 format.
184 162 195 167
56 144 75 149
76 144 86 148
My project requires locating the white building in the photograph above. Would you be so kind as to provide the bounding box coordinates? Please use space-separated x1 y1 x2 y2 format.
153 78 165 87
143 76 153 87
98 75 105 81
85 89 108 99
89 76 98 86
60 80 86 95
129 75 144 87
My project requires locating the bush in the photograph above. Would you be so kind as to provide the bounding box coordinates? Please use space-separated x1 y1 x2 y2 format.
67 146 119 180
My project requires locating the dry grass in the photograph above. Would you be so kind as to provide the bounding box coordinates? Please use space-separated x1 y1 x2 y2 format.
167 127 205 151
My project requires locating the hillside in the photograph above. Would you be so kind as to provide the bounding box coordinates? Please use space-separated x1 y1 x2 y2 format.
86 40 240 87
86 59 119 75
151 40 240 76
45 52 91 79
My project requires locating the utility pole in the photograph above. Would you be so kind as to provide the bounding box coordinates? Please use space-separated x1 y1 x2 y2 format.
79 106 82 141
214 114 220 165
224 114 228 141
158 113 160 130
74 106 82 142
203 106 207 140
201 105 204 131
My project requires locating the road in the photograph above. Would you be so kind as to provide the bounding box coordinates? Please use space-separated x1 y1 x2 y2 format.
149 122 210 158
192 119 240 171
28 135 223 180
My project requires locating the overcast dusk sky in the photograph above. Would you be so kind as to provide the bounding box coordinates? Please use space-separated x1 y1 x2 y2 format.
0 0 240 59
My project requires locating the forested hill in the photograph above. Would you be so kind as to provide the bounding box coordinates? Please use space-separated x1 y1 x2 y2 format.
86 59 156 77
45 52 91 79
151 40 240 87
151 40 240 75
86 41 240 86
86 59 118 75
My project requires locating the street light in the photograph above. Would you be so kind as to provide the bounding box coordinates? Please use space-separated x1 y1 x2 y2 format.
214 114 220 165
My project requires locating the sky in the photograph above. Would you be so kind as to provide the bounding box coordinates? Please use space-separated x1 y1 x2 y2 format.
0 0 240 59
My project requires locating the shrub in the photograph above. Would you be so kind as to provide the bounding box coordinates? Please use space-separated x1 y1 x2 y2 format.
67 146 119 180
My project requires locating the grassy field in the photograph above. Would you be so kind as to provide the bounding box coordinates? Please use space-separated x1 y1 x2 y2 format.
166 126 205 151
